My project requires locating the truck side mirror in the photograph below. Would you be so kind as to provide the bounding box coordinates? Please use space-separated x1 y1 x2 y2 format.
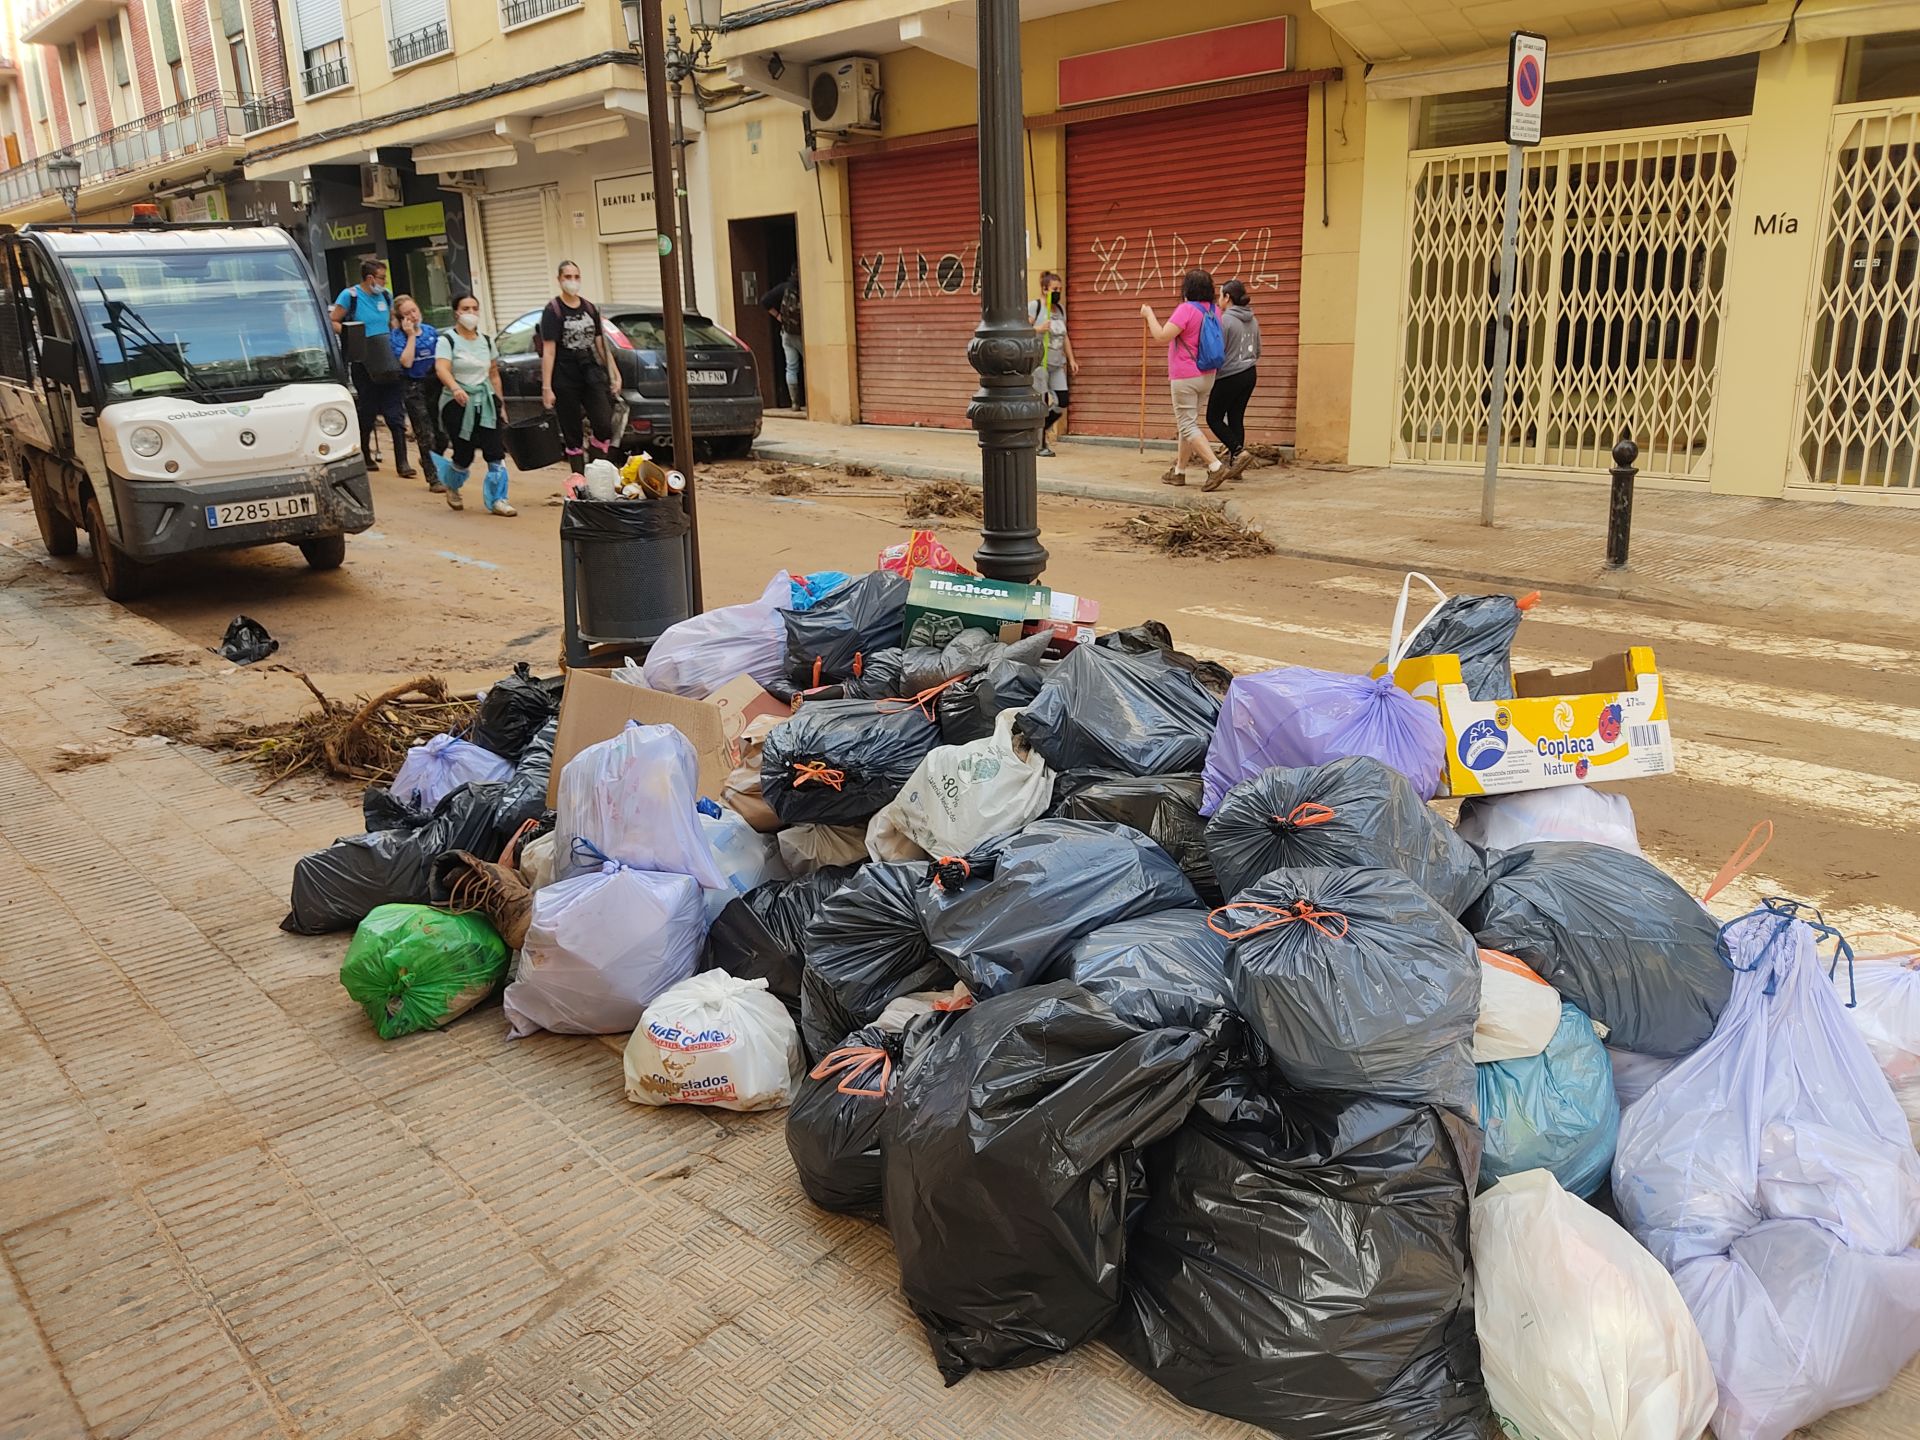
39 334 78 386
339 319 366 362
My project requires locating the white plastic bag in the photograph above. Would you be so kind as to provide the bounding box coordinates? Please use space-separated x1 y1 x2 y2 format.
504 862 706 1037
1841 944 1920 1146
518 830 559 892
612 657 650 689
871 708 1054 860
641 570 792 698
1456 785 1642 855
777 823 868 875
1474 1168 1717 1440
623 972 805 1110
1613 903 1920 1440
698 806 787 923
582 457 622 500
554 721 726 888
390 732 513 810
1474 947 1563 1063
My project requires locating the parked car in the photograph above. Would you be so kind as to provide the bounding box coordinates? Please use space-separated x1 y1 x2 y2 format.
494 304 762 462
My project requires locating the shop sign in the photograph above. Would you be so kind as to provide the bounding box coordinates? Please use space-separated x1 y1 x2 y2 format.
166 190 225 223
320 211 380 248
383 200 447 241
594 170 656 240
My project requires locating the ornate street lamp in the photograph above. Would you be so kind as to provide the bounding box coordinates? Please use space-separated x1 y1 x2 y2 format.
47 155 82 221
966 0 1047 582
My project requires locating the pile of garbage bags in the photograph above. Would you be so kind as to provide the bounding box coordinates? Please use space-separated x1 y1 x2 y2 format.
292 566 1920 1440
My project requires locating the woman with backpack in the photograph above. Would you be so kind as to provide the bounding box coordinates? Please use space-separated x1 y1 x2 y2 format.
1206 279 1262 479
538 260 624 476
430 293 516 516
1140 268 1227 490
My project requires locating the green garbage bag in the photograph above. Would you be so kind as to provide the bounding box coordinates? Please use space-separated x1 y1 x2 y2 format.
340 904 509 1039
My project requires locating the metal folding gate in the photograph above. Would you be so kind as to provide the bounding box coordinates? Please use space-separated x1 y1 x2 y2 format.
1794 104 1920 494
1397 125 1743 481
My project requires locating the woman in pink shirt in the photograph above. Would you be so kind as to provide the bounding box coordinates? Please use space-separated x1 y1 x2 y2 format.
1140 268 1226 489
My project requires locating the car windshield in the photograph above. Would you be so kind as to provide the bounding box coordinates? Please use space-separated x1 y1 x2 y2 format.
609 313 737 351
65 249 334 402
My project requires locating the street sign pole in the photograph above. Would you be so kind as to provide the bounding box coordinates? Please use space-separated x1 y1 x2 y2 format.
1484 30 1547 527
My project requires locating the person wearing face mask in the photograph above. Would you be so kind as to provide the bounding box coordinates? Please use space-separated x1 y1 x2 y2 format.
389 294 447 492
1028 270 1078 457
431 294 515 516
1206 279 1262 481
538 260 623 475
330 259 411 474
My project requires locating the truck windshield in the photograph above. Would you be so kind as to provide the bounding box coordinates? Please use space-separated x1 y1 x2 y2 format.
64 249 334 402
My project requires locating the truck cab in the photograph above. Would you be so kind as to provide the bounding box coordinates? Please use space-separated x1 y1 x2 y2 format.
0 218 373 600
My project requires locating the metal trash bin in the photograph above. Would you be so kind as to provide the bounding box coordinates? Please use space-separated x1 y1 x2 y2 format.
559 496 692 656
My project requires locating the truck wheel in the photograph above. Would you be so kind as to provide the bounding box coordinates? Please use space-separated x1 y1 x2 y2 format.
27 460 78 557
83 494 143 602
299 534 346 571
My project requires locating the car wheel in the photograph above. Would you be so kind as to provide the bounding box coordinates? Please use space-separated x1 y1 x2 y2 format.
83 494 143 601
708 434 755 461
27 457 78 557
299 534 347 571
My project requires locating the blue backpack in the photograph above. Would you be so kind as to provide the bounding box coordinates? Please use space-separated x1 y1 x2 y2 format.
1192 304 1226 372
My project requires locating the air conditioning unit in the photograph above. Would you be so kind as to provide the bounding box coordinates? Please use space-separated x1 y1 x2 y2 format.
808 56 881 133
437 169 486 193
360 163 404 208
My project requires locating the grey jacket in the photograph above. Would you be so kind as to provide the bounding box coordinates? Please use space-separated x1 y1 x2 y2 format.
1218 304 1261 378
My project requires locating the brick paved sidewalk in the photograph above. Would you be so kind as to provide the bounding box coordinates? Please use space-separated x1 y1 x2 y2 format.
753 417 1920 642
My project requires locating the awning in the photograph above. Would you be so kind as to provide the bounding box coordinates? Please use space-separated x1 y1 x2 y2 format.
1795 0 1920 41
1366 0 1796 100
413 134 520 172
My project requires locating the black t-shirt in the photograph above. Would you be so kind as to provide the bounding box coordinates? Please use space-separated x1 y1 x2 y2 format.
538 297 603 378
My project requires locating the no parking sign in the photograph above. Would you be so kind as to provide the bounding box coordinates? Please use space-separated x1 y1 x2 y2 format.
1507 32 1548 146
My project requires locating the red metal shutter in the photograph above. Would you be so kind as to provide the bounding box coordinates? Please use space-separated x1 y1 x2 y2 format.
1063 89 1307 444
849 144 981 428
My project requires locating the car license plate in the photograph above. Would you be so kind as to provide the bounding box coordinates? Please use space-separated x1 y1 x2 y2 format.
689 369 728 385
205 494 316 529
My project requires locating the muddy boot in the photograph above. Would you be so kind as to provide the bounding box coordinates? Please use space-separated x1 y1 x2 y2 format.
431 850 534 950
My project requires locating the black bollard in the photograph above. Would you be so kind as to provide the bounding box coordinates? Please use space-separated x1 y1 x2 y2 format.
1606 431 1638 569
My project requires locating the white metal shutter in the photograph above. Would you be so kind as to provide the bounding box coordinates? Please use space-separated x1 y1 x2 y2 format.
293 0 345 49
603 240 663 308
387 0 445 42
479 188 553 330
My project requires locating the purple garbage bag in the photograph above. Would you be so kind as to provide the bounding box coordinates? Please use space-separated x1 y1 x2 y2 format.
1201 668 1446 810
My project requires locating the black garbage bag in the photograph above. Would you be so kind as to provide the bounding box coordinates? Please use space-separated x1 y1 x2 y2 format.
491 716 558 838
760 698 941 826
283 782 509 935
1393 592 1530 702
898 645 958 696
363 786 426 832
1112 1083 1489 1438
1463 841 1727 1057
1059 910 1234 1032
882 982 1224 1383
1096 619 1234 699
702 864 862 1020
470 662 556 762
786 1024 903 1214
935 658 1048 746
1204 756 1487 911
1219 866 1480 1115
782 569 909 687
834 647 907 701
1051 770 1219 905
922 820 1199 998
800 862 950 1060
216 614 277 664
1018 645 1219 776
557 493 689 542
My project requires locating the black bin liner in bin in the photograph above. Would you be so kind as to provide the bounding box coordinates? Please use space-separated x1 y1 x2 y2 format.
504 412 565 471
560 496 692 644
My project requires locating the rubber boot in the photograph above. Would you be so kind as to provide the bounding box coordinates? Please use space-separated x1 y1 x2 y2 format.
484 462 514 516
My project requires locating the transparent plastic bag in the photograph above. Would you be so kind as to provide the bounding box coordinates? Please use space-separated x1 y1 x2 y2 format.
1477 1003 1619 1197
642 570 792 698
1457 785 1642 856
390 732 513 810
554 721 725 888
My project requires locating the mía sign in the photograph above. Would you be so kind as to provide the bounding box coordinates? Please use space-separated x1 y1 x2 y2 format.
1753 213 1800 236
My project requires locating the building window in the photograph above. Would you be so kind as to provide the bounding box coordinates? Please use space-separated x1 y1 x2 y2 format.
1841 31 1920 104
301 40 350 96
156 0 184 66
61 46 85 111
230 36 256 100
1416 54 1760 149
108 19 132 87
169 59 190 105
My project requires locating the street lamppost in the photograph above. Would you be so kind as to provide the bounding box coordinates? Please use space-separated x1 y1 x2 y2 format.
47 155 82 221
663 15 711 311
967 0 1047 582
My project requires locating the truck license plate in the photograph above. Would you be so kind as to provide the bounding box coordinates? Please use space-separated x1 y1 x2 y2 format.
689 369 728 385
205 494 316 529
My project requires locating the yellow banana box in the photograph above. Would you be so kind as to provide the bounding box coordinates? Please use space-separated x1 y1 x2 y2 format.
1371 646 1674 797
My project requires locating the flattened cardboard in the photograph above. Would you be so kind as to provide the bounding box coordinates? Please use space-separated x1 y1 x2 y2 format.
547 668 785 806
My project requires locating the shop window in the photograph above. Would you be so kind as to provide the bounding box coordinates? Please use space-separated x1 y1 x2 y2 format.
1417 54 1760 149
1841 31 1920 103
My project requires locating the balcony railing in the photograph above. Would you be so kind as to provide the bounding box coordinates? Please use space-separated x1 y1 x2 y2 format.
389 20 451 69
500 0 579 28
301 56 352 97
0 89 281 212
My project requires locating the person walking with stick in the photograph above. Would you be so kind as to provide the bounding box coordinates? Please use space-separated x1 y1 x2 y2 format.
1206 279 1261 481
1140 268 1227 489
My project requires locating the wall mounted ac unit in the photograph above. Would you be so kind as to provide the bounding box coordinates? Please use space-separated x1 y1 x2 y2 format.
808 56 881 132
437 169 486 193
360 163 404 208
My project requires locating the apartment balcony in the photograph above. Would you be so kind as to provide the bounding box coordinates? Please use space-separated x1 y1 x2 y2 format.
19 0 126 49
388 19 451 71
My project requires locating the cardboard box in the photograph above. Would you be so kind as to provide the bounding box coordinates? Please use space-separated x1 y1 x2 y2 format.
904 570 1098 649
547 668 787 805
1377 645 1674 797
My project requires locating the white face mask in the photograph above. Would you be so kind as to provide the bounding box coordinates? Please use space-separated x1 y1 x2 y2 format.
456 310 480 331
560 278 582 297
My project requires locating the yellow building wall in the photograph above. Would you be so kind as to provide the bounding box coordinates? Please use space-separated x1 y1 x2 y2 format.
702 0 1364 447
1346 96 1410 468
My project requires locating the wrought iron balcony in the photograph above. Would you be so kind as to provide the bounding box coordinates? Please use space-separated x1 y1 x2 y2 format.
500 0 580 29
301 56 352 97
389 20 451 69
237 88 294 133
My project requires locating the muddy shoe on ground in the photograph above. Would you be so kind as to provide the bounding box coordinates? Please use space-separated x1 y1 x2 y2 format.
1160 467 1186 486
431 850 534 950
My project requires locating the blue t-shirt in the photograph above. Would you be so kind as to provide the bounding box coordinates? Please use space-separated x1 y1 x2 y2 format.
334 285 391 332
389 320 440 378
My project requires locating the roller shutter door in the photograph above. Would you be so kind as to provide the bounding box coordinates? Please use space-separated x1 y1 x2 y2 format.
849 143 981 427
603 238 664 308
478 187 552 330
1064 89 1307 443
